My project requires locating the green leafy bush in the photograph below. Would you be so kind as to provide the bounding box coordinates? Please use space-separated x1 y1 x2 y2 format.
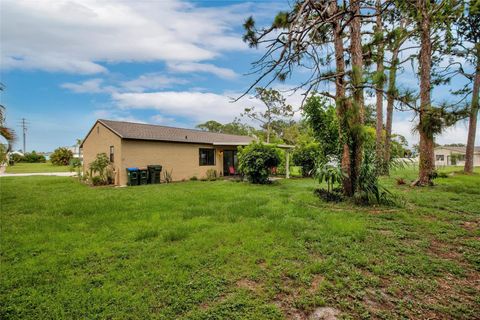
91 175 107 186
88 153 110 185
314 164 345 202
302 96 341 160
238 142 281 184
21 151 46 163
315 164 344 193
205 169 217 181
50 147 73 165
69 157 81 169
355 152 401 206
292 142 321 177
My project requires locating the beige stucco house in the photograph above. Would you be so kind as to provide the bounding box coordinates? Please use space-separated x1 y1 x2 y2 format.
434 146 480 167
81 119 264 185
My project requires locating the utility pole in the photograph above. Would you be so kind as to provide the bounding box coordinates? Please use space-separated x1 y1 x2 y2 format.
19 118 28 153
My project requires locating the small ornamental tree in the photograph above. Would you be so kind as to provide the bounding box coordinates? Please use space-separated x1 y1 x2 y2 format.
50 147 73 166
238 142 281 184
89 153 110 184
292 141 321 177
242 88 294 143
302 96 341 161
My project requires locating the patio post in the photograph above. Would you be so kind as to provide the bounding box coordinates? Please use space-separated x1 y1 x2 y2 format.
285 150 290 179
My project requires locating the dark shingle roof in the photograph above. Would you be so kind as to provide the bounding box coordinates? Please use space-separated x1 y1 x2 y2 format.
99 119 256 145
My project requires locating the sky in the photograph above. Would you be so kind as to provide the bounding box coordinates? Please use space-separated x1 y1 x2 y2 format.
1 0 478 152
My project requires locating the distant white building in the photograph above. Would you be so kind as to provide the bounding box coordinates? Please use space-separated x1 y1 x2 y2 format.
434 146 480 167
67 145 83 159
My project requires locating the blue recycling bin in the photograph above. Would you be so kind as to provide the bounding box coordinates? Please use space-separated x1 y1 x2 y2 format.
126 167 139 186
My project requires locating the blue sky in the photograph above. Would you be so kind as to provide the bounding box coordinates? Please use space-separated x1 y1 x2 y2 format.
1 0 477 152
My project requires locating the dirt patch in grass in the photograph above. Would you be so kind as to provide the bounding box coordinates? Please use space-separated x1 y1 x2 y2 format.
419 272 480 319
461 220 479 232
198 292 228 311
428 239 463 261
376 229 394 236
309 274 324 294
255 258 268 270
236 279 262 293
273 293 306 320
363 287 396 314
271 276 308 320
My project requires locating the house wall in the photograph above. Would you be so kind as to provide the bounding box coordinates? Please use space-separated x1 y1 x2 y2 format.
434 148 454 166
82 122 123 185
119 140 234 185
434 148 480 167
474 154 480 167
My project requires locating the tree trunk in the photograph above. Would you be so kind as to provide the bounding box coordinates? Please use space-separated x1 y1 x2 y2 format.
266 121 271 143
384 46 400 175
464 44 480 174
330 2 353 196
349 0 365 193
375 0 385 174
416 0 435 186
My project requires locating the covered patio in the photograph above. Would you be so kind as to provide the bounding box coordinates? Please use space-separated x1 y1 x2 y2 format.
213 142 295 178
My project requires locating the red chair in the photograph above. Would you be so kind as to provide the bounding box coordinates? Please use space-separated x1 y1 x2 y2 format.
229 166 235 175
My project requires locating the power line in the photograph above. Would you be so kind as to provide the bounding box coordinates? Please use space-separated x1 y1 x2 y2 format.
18 118 29 153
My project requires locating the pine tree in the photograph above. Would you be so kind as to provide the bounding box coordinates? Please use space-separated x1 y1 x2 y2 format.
457 1 480 173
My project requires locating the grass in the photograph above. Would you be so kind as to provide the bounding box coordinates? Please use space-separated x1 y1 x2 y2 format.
5 162 70 173
1 167 479 319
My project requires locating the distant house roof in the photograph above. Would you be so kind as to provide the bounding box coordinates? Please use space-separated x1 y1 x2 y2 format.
97 119 256 145
435 146 480 154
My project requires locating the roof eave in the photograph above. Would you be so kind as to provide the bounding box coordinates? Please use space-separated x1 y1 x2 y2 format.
212 142 251 146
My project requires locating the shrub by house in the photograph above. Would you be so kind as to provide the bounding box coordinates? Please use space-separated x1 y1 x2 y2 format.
238 142 281 184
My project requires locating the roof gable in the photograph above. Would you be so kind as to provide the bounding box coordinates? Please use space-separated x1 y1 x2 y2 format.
98 119 256 145
80 120 122 147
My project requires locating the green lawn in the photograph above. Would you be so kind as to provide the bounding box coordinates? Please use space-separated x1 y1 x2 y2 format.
5 162 70 173
1 169 479 319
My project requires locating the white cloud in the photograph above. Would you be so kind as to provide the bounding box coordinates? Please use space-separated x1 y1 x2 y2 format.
120 74 188 92
167 62 237 79
111 91 248 123
61 78 109 93
1 0 249 74
3 56 108 75
62 73 187 94
110 87 305 125
92 109 146 124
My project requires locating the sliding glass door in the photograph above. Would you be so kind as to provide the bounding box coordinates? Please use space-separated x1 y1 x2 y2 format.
223 150 238 176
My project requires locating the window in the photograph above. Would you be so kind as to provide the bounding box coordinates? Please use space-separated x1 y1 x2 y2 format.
199 148 215 166
110 146 114 162
436 155 444 161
